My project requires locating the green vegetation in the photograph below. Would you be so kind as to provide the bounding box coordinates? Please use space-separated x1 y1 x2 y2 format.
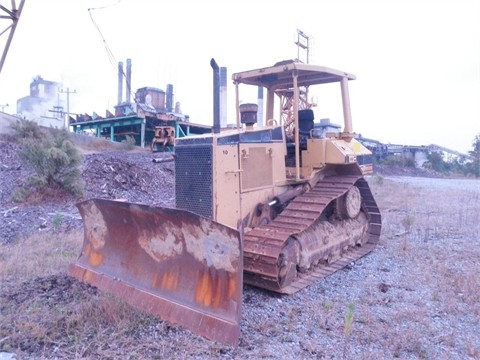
469 134 480 178
9 119 84 198
377 133 480 177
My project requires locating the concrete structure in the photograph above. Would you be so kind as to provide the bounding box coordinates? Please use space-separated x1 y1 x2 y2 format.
16 76 64 127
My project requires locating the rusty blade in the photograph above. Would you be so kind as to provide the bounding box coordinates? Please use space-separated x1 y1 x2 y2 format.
69 198 242 346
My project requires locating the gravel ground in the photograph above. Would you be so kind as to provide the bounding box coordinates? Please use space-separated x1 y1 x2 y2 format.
1 136 479 359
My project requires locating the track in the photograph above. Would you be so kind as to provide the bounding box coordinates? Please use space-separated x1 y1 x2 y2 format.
243 175 381 294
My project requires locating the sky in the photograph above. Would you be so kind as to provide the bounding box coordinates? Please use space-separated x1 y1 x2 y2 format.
0 0 479 154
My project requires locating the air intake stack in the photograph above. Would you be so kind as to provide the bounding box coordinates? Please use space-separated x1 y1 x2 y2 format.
239 103 258 129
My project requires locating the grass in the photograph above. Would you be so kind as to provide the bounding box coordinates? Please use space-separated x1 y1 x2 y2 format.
0 230 82 283
1 176 480 359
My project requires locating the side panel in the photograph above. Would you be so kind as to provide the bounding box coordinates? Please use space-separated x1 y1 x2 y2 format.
240 144 274 191
214 143 241 228
238 141 290 227
302 138 373 174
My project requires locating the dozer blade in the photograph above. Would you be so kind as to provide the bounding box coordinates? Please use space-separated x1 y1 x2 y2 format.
69 198 242 346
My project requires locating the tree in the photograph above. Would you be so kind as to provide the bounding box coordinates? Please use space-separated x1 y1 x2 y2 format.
469 134 480 178
426 151 446 172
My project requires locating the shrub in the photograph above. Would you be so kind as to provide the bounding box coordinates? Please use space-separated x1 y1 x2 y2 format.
14 122 85 196
9 118 44 140
381 154 416 167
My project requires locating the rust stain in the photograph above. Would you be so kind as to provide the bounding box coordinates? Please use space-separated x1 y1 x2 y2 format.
83 270 93 283
88 252 104 267
161 272 179 291
151 273 160 289
212 275 222 308
195 271 213 307
195 270 237 308
84 242 104 266
227 275 236 299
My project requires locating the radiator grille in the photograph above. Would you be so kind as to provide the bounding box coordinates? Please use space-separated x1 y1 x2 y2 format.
175 145 213 219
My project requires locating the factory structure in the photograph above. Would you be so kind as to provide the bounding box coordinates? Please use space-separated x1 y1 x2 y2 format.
16 76 65 127
69 59 214 149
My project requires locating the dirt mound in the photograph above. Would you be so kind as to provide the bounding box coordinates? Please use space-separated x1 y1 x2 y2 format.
0 138 174 244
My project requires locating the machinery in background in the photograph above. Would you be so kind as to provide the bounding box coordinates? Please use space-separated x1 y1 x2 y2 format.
150 125 175 152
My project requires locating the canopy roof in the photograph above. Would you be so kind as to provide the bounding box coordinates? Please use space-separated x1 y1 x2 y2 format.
232 60 355 90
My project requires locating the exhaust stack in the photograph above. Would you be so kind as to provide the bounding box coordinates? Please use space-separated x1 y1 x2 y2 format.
220 67 227 129
126 58 132 103
210 58 220 134
117 61 123 105
166 84 174 113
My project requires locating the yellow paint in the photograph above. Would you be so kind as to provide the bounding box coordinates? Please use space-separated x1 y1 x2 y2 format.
353 140 361 153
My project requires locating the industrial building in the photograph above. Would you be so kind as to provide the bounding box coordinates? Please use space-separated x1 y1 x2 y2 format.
69 59 212 149
16 76 65 127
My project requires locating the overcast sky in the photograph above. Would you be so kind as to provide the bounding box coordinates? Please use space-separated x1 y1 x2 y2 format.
0 0 479 154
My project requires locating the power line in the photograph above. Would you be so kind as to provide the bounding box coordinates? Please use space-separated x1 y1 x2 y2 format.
87 1 134 103
88 8 118 68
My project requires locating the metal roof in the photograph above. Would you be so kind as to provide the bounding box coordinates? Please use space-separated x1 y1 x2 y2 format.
231 60 355 89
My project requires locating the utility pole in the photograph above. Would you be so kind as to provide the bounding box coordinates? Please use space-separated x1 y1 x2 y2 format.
59 88 77 129
0 103 8 112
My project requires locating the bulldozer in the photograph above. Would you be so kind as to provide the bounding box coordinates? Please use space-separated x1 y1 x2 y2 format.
69 58 381 346
150 125 175 152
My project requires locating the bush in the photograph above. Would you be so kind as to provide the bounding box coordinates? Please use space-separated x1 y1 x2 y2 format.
9 118 44 140
12 120 85 197
381 154 416 167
